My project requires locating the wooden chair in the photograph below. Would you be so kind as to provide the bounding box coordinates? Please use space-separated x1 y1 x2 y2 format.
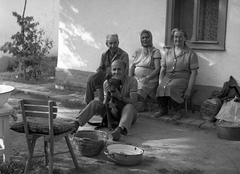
19 99 79 174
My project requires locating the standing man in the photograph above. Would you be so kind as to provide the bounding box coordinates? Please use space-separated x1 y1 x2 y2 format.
72 60 138 141
84 34 129 104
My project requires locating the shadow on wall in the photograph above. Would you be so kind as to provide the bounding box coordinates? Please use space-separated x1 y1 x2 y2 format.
59 1 102 71
193 53 224 107
0 56 16 72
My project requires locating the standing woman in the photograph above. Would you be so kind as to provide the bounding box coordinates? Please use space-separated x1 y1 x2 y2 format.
129 30 161 112
155 28 199 120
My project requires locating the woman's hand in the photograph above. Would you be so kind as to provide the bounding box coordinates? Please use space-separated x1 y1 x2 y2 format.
184 89 191 98
141 77 150 84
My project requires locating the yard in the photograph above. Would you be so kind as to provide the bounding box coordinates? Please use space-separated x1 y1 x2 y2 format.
2 91 239 174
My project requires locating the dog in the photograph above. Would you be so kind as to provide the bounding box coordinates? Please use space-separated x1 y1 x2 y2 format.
88 73 125 130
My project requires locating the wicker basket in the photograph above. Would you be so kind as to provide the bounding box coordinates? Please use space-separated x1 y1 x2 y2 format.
71 130 108 157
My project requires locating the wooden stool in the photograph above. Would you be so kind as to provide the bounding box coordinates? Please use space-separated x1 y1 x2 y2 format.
149 89 198 117
184 89 197 117
169 89 197 118
0 103 14 162
147 97 160 112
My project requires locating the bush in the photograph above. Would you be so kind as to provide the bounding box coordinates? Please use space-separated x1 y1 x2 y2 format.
0 56 57 84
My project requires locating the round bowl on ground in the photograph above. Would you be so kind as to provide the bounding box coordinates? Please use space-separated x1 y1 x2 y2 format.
105 144 144 166
0 85 15 107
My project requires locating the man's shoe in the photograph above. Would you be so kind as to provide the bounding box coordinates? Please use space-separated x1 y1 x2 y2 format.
172 110 183 121
111 127 122 141
70 121 80 133
154 107 168 118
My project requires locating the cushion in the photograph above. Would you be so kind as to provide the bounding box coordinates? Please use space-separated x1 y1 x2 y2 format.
10 119 73 135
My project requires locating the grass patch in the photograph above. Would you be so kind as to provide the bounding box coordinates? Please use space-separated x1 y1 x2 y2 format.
0 159 66 174
0 71 55 84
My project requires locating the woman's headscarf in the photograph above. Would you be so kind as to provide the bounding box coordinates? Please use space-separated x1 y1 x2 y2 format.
140 29 153 55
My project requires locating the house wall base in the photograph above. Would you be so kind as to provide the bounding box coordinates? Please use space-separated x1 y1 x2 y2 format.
193 84 222 109
55 67 94 91
55 68 223 110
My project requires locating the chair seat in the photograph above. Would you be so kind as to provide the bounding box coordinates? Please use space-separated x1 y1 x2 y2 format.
11 119 73 135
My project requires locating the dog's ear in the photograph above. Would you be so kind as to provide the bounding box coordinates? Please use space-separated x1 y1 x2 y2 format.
106 72 113 80
119 80 122 86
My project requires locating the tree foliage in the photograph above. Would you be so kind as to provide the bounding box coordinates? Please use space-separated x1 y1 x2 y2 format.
0 11 53 80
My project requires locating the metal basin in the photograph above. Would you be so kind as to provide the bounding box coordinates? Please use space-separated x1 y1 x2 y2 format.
216 121 240 141
105 144 144 166
0 85 15 107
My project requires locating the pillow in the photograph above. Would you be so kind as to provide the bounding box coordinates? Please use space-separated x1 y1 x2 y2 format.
10 119 73 135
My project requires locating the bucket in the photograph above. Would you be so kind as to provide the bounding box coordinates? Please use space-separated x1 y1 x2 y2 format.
216 121 240 141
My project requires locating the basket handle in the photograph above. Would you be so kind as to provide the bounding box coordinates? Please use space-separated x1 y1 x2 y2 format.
82 138 92 141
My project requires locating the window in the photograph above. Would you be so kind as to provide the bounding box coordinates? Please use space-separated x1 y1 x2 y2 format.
165 0 228 50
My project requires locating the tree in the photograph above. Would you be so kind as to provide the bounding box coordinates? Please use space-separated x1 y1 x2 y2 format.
0 0 53 81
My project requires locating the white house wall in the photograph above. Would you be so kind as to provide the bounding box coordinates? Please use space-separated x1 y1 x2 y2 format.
195 0 240 87
0 0 59 71
190 0 240 102
56 0 167 88
1 0 240 105
57 0 240 104
58 0 166 71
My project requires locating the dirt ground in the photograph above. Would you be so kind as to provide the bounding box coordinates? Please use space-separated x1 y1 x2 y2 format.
7 93 240 174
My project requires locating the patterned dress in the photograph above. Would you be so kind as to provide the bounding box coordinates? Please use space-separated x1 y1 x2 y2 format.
132 47 161 99
156 45 199 103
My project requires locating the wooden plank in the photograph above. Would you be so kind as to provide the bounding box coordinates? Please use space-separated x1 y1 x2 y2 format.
25 111 57 118
23 99 57 106
24 105 57 112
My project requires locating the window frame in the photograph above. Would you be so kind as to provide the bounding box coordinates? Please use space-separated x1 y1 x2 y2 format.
164 0 228 51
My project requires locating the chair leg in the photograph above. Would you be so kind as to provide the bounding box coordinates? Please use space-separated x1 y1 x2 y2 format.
44 141 48 166
147 97 152 112
185 99 188 118
190 96 195 113
24 139 37 174
49 140 54 174
65 136 79 169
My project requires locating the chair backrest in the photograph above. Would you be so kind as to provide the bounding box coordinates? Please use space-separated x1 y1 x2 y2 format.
20 99 57 119
19 99 58 137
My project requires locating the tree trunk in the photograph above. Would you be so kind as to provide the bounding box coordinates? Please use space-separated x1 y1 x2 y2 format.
23 60 27 81
22 0 27 81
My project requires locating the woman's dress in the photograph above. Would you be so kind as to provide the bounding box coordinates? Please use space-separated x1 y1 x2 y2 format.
156 45 199 103
132 47 161 99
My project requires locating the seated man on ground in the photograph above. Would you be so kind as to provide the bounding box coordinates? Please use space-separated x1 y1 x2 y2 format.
129 30 161 112
72 60 138 141
84 34 129 105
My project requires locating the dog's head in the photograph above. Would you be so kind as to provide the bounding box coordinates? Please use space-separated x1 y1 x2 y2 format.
106 73 122 93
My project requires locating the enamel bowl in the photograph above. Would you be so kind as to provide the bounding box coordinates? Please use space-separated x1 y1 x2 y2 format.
0 85 15 107
105 144 144 166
